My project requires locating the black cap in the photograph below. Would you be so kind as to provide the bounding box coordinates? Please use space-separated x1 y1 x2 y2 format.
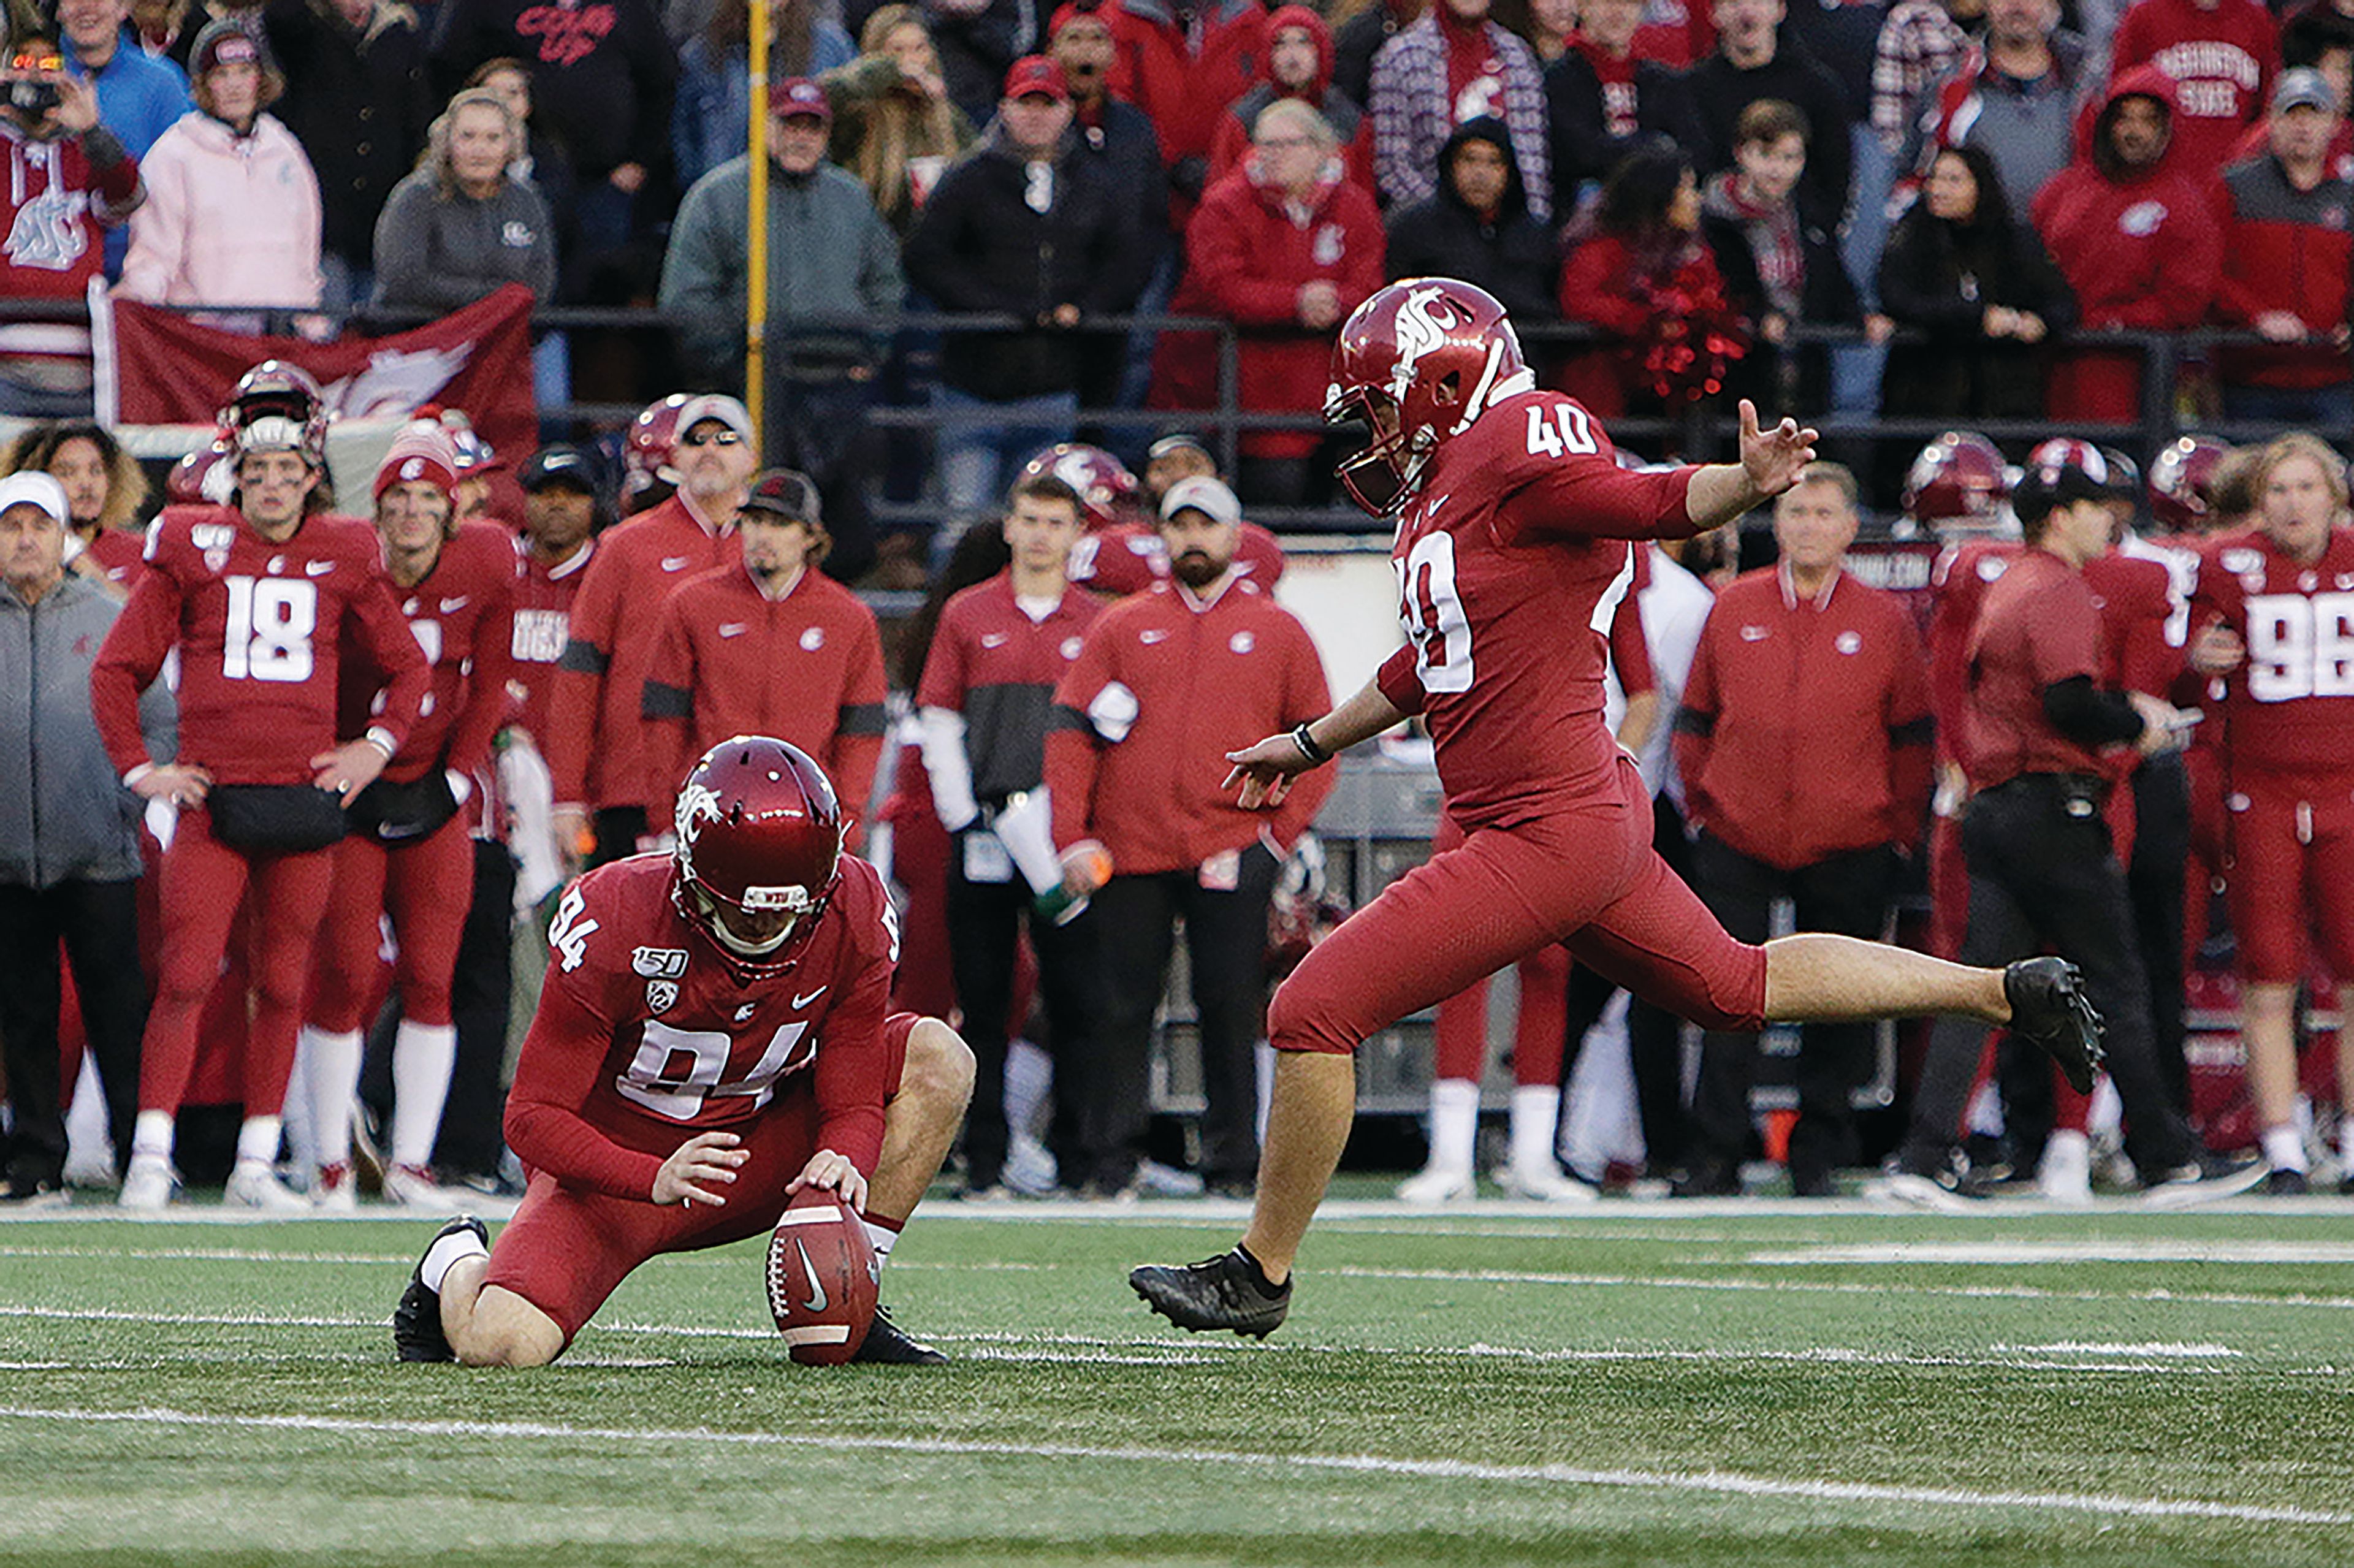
740 467 823 526
518 444 597 493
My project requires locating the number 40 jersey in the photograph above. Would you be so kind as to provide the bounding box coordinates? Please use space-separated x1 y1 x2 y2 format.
2190 524 2354 782
91 503 430 787
511 853 903 1199
1375 387 1705 831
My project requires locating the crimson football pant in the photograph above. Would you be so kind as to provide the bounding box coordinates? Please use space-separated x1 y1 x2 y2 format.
141 807 337 1119
1898 775 2196 1178
1271 761 1767 1065
1688 835 1896 1187
1428 814 1567 1087
309 812 476 1033
2222 775 2354 984
484 1011 916 1347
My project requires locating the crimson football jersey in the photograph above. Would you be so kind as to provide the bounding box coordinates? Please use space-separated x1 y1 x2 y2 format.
90 504 430 786
83 527 145 588
508 536 593 747
504 852 901 1201
337 520 522 782
1926 536 2022 764
1371 386 1699 828
2190 524 2354 780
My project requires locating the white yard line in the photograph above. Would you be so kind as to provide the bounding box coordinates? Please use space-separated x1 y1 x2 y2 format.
1750 1241 2354 1265
0 1404 2342 1528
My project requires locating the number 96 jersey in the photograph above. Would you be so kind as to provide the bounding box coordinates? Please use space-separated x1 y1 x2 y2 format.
1374 387 1701 830
2192 524 2354 782
90 503 430 786
509 853 903 1198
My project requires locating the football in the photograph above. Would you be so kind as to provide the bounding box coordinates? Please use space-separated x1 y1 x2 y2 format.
765 1187 879 1365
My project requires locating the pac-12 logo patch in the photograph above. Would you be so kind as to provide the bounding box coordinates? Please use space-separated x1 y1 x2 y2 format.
646 979 679 1013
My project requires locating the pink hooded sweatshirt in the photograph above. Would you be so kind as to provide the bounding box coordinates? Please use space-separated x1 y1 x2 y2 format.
118 108 322 308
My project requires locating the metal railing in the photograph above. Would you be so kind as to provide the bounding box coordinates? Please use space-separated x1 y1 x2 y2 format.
7 295 2343 531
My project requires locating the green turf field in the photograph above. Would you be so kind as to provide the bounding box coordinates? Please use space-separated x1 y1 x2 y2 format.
5 1192 2353 1567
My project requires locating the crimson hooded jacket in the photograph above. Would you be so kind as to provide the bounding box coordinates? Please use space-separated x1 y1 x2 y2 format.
1206 5 1377 197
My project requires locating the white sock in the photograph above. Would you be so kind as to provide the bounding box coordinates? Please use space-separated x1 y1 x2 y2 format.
300 1025 364 1169
132 1109 175 1163
861 1218 898 1268
1425 1078 1479 1174
2261 1124 2307 1173
1509 1084 1562 1176
389 1021 458 1169
1003 1038 1053 1138
64 1054 111 1171
235 1115 283 1168
2339 1114 2354 1170
419 1227 488 1294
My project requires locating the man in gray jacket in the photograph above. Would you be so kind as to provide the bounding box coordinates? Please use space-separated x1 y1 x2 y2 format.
659 74 902 560
0 472 173 1203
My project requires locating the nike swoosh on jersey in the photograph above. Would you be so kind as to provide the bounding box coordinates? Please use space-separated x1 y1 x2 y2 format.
1140 628 1167 644
794 1238 828 1312
792 985 828 1008
439 596 469 612
661 555 691 571
305 561 335 576
719 623 748 637
980 633 1008 648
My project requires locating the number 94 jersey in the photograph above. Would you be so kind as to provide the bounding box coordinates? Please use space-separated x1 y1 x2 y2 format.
515 853 902 1189
1374 387 1702 829
2191 523 2354 781
90 503 430 786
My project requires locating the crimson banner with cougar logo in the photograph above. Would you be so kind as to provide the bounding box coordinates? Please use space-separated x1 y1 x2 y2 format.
97 284 538 459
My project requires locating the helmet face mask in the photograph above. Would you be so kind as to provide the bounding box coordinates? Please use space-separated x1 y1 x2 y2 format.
221 360 330 470
1325 384 1422 517
669 738 844 981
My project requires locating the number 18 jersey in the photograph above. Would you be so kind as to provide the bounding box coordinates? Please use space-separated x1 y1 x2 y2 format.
2190 523 2354 783
1374 388 1701 829
91 503 430 786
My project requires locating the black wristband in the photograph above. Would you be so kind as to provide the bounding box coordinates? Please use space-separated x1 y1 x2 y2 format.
1290 722 1330 766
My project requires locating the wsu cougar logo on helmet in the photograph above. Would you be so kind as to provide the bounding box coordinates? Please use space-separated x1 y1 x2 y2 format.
1388 284 1466 404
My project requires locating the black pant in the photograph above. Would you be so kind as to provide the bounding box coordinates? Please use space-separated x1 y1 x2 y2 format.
1900 775 2195 1174
0 878 146 1184
944 829 1100 1190
1689 835 1896 1185
1561 792 1695 1174
1089 845 1279 1189
435 840 517 1178
590 806 648 870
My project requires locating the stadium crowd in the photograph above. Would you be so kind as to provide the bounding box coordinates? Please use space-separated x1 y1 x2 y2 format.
0 0 2352 1211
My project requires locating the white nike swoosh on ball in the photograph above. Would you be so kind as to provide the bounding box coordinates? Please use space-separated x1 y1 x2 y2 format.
793 986 828 1008
794 1237 828 1312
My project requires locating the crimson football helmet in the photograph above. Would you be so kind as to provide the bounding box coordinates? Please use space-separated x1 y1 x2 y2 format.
168 436 236 504
672 736 844 978
2148 435 2230 535
1016 441 1140 530
1325 276 1530 516
1902 430 2009 530
220 359 330 466
624 393 693 503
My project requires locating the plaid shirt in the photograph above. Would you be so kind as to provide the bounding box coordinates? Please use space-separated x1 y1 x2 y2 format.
1871 0 1971 148
1369 15 1552 219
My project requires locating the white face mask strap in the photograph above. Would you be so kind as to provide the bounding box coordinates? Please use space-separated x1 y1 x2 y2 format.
1451 339 1506 437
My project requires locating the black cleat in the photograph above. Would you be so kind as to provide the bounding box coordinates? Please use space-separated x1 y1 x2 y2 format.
2003 957 2105 1095
394 1215 486 1363
2264 1166 2310 1197
1130 1248 1292 1338
850 1304 948 1364
2143 1151 2268 1208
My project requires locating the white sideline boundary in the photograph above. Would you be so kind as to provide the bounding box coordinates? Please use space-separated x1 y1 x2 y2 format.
0 1403 2344 1529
